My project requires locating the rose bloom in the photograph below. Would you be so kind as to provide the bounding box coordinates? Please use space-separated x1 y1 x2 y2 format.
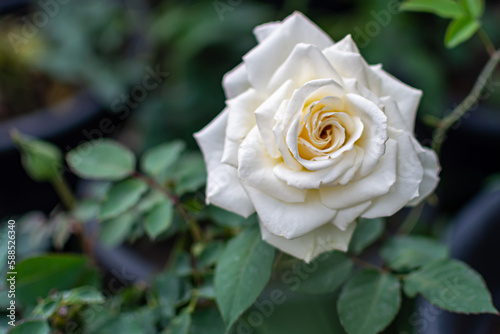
195 12 440 262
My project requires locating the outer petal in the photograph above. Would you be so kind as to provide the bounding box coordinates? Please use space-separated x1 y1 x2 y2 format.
222 63 250 99
367 65 422 131
238 127 307 203
362 129 424 218
253 21 281 43
260 220 356 263
320 139 398 209
332 201 372 231
268 43 343 92
243 11 334 94
407 139 440 206
194 109 255 217
244 187 336 239
221 88 262 167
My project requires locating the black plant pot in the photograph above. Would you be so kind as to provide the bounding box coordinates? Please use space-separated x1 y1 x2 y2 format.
420 188 500 334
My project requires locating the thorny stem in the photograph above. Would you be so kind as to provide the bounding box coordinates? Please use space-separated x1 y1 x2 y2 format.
133 171 205 244
431 48 500 155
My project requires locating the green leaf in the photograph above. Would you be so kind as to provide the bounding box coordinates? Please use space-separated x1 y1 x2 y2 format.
404 259 498 313
165 311 191 334
198 275 216 299
60 286 105 304
144 197 173 239
380 236 449 271
7 320 49 334
338 270 401 334
445 16 481 48
136 189 165 214
15 255 98 307
209 206 258 228
197 241 224 270
153 274 191 319
31 298 61 319
99 213 135 247
99 178 148 220
460 0 484 18
295 251 354 294
140 141 185 181
172 152 207 196
400 0 466 18
51 213 72 250
67 139 135 181
12 131 62 182
190 307 225 334
215 227 275 329
348 218 385 255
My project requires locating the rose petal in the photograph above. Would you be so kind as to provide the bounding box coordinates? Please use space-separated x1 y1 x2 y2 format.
221 88 262 167
268 43 343 92
362 129 424 218
319 138 398 209
238 127 307 203
194 109 255 217
407 139 440 206
260 220 356 263
367 65 422 131
332 201 372 231
344 93 388 176
244 187 336 239
222 63 250 99
255 80 295 158
243 12 333 94
253 21 281 43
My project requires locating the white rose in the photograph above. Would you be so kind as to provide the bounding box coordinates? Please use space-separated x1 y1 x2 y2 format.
195 12 440 262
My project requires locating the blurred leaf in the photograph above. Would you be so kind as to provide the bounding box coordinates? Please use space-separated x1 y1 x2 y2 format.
198 275 216 299
99 178 148 220
445 16 481 48
31 297 61 319
400 0 466 19
154 274 191 319
348 218 385 255
92 312 145 334
15 255 99 307
144 197 173 239
141 141 186 182
338 270 401 334
165 311 191 334
191 307 225 334
67 140 135 181
172 153 207 196
51 212 72 250
380 236 449 271
60 286 105 305
460 0 484 18
172 252 193 277
136 189 165 214
215 227 275 329
209 206 258 228
12 131 62 182
197 241 224 270
295 251 353 295
73 199 100 222
7 320 49 334
99 213 135 247
404 259 498 313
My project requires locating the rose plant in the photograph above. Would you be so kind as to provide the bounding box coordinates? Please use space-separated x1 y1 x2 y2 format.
5 1 500 334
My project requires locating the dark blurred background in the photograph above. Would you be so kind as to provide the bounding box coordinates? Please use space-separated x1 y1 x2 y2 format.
1 0 500 217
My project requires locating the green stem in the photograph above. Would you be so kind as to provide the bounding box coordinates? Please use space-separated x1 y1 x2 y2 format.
51 177 75 210
349 255 387 273
186 289 199 314
397 201 425 236
477 28 496 56
431 48 500 155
